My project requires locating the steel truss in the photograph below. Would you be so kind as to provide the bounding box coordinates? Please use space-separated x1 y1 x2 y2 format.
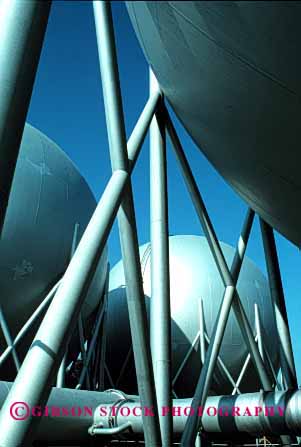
0 1 298 446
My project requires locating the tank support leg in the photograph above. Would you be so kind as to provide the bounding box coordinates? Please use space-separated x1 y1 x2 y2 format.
260 218 297 390
0 0 51 235
149 70 172 446
260 219 297 446
57 222 80 388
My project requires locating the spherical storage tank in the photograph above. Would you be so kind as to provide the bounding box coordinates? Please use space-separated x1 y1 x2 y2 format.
126 2 301 247
106 235 278 396
0 123 108 380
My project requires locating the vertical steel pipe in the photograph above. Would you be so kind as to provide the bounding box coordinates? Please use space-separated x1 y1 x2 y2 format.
150 70 172 446
254 303 264 361
199 299 206 365
93 3 161 446
78 312 91 390
55 354 66 389
76 304 106 389
0 0 51 234
253 305 276 387
98 288 109 391
260 218 297 389
56 223 80 388
195 433 201 447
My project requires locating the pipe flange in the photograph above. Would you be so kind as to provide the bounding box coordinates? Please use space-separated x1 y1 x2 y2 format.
108 397 135 428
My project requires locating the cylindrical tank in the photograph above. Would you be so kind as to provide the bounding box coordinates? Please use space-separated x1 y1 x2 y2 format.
106 235 278 396
0 123 108 380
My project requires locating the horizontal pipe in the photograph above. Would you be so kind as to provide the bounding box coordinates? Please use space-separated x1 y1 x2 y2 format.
93 390 301 438
0 382 136 442
0 382 299 441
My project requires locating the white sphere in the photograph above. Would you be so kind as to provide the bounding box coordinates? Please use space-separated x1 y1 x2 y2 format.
106 235 277 396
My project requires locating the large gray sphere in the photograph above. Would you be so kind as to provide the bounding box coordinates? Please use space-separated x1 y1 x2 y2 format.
126 2 301 246
0 123 107 379
106 235 277 396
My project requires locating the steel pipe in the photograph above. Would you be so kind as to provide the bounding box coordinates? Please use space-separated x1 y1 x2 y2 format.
199 299 206 365
128 91 161 170
0 0 51 234
0 382 136 443
0 382 299 441
150 69 172 446
78 312 91 390
260 218 297 390
254 303 264 361
56 223 80 388
93 390 301 438
93 3 161 446
76 304 106 389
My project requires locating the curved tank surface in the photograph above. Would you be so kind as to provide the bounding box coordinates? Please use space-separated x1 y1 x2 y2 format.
106 235 278 397
126 1 301 246
0 123 108 379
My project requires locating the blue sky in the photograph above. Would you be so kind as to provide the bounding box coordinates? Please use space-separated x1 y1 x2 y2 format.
27 1 301 381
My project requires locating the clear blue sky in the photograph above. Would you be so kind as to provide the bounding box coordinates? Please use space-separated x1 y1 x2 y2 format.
27 1 301 382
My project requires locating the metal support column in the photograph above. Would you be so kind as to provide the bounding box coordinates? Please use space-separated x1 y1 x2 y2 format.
56 223 80 388
95 268 109 391
254 303 264 361
78 312 91 390
260 218 297 389
56 354 66 389
195 433 201 447
93 3 161 446
0 0 51 234
150 69 172 446
199 299 206 365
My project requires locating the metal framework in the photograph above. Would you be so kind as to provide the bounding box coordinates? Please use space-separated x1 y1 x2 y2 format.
0 1 298 446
